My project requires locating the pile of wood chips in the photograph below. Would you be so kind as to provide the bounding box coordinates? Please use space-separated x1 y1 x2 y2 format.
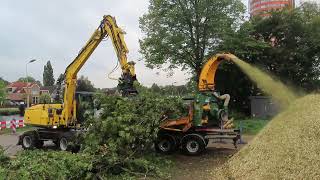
213 94 320 179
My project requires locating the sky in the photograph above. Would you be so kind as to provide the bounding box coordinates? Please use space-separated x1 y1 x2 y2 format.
0 0 302 88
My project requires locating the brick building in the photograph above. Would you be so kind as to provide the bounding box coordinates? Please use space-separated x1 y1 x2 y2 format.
6 82 40 105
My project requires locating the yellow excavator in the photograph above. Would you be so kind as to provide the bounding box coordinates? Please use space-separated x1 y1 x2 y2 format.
18 15 138 151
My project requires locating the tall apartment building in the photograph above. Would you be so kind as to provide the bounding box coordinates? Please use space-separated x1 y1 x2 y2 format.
249 0 295 17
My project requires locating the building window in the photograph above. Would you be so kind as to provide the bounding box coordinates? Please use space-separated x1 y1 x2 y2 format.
32 97 39 104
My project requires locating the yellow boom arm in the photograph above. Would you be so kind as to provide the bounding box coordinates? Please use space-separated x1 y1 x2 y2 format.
198 53 239 91
63 15 137 126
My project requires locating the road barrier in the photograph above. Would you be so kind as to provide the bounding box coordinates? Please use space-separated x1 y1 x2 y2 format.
0 119 24 130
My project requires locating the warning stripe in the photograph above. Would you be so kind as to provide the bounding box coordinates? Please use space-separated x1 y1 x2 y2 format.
0 120 24 130
0 121 6 129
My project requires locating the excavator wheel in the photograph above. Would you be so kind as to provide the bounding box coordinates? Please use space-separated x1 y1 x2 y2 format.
181 134 206 155
20 130 43 150
21 132 36 150
155 134 177 154
57 131 75 151
58 136 69 151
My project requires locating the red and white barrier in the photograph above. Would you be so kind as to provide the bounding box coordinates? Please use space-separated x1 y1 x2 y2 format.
0 119 24 131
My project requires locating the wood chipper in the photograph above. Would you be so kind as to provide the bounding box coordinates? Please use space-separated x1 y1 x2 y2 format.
155 53 241 155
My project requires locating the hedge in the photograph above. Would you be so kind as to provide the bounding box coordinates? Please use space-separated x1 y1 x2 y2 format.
0 108 20 116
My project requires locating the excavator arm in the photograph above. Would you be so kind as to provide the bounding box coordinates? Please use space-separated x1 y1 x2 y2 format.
63 15 138 126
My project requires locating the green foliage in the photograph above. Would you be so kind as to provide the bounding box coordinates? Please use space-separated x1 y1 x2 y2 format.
81 91 184 178
17 76 36 83
0 108 20 115
0 150 93 180
39 93 51 104
140 0 245 79
234 118 270 135
76 76 95 92
216 4 320 114
17 76 42 87
43 61 55 86
150 83 190 96
0 146 9 167
0 89 184 179
0 78 9 85
0 80 6 104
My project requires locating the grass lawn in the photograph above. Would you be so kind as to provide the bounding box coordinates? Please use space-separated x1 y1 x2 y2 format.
234 118 270 135
0 125 35 135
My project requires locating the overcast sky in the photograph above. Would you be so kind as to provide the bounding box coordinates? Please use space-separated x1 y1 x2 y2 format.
0 0 301 88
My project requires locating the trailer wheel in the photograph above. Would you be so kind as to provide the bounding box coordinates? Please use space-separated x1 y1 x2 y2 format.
181 134 206 155
58 136 69 151
21 133 35 150
155 134 177 154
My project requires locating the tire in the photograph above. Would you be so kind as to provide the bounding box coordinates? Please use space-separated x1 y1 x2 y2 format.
181 134 206 155
21 133 35 150
58 136 69 151
155 134 177 154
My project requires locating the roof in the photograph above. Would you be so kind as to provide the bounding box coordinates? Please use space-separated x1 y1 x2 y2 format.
40 86 57 93
7 82 39 93
7 82 37 88
7 93 23 101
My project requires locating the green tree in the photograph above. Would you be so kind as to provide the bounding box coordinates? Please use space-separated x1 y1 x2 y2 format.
216 3 320 114
76 76 95 92
17 76 36 83
139 0 245 80
43 61 55 86
150 83 161 93
17 76 42 86
39 93 51 104
0 80 6 105
0 77 9 85
56 73 64 85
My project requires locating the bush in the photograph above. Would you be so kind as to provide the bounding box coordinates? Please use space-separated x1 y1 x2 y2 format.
234 118 270 135
81 92 184 178
0 89 184 179
0 150 93 180
0 108 20 116
0 146 9 166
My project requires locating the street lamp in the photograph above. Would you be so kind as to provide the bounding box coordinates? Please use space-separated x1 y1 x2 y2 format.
26 59 36 108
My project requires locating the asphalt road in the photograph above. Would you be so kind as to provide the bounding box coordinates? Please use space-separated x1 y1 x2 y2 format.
0 132 54 156
0 133 22 156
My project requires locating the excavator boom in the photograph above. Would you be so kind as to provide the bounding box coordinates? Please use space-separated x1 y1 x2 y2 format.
19 15 138 151
24 15 138 128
